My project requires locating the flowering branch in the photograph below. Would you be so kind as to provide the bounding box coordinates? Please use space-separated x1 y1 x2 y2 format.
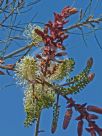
0 5 102 136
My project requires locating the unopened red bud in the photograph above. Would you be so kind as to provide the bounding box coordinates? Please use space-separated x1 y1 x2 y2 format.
77 120 83 136
87 57 93 67
35 29 44 38
55 52 67 57
69 7 78 15
87 105 102 114
87 114 98 120
88 73 95 81
63 109 73 129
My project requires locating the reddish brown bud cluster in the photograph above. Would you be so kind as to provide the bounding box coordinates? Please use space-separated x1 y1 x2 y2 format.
65 97 102 136
35 6 77 75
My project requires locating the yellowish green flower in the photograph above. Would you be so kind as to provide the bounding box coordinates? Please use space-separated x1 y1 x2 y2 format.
24 84 55 127
49 58 75 80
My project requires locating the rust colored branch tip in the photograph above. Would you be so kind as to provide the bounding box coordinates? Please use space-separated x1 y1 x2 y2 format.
61 6 78 17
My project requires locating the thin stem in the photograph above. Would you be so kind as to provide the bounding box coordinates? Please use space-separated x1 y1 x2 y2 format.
0 64 14 70
3 42 37 60
65 17 102 31
34 111 41 136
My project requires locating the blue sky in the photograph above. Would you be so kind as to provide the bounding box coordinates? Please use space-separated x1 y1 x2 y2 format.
0 0 102 136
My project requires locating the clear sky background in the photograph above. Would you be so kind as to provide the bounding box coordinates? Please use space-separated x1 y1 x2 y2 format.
0 0 102 136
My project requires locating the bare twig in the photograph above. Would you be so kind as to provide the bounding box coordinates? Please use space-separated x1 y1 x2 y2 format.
65 17 102 31
0 64 14 70
3 42 36 60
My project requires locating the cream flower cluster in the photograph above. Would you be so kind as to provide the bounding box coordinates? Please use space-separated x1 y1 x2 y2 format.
23 24 43 43
15 56 55 126
23 84 55 126
15 56 37 85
